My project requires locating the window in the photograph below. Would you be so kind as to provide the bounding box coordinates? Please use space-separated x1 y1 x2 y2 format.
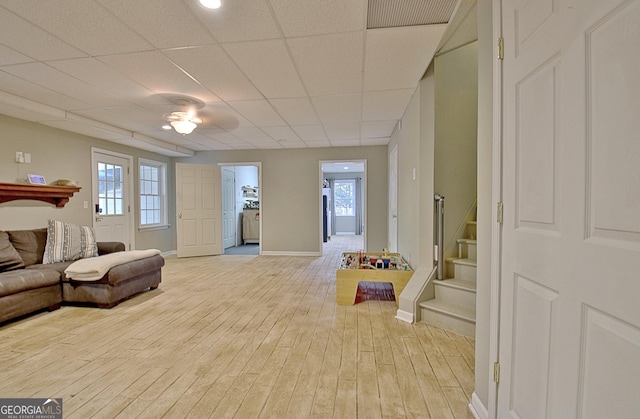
334 179 355 216
98 162 124 215
139 159 167 229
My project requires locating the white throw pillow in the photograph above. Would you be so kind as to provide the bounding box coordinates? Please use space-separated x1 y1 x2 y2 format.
43 219 98 264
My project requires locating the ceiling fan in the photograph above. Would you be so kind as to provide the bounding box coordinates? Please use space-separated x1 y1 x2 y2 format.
160 95 206 135
166 110 202 135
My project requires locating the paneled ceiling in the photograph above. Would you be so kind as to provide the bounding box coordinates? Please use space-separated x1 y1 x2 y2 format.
0 0 467 156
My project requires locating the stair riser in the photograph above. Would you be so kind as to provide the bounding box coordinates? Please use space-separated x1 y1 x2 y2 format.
466 245 477 260
420 308 475 338
453 264 476 281
435 285 477 309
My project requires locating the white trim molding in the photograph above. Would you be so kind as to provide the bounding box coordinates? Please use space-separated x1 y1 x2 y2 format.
260 251 321 257
395 309 414 323
469 392 489 419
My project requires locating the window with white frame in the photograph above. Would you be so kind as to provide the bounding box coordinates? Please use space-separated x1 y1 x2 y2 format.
139 159 167 228
334 179 355 216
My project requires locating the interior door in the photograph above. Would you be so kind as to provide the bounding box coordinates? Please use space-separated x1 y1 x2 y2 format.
389 144 398 252
222 167 236 249
92 150 132 249
498 0 640 417
176 163 222 257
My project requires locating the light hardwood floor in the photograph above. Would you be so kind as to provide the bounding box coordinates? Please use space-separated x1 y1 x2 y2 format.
0 235 474 418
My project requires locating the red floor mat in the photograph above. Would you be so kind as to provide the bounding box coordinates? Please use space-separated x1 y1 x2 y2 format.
353 281 396 304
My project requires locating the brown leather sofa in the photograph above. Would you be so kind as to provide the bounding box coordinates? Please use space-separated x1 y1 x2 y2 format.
0 228 164 324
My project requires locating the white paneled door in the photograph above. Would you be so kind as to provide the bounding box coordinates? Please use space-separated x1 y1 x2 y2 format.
176 163 222 258
498 0 640 417
92 149 132 249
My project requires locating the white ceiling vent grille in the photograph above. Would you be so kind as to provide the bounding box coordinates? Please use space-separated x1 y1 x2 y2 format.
367 0 458 29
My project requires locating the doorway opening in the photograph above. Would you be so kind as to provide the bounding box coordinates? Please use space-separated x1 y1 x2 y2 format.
320 160 366 255
220 163 261 256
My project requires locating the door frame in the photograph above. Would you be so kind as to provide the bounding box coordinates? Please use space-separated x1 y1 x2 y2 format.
488 0 503 416
91 147 135 250
218 162 262 254
319 159 367 254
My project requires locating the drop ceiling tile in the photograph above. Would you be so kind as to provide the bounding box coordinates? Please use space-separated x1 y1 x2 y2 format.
312 94 361 124
362 89 414 121
232 127 274 142
97 51 220 103
74 106 159 131
1 62 124 108
164 45 262 101
361 120 397 138
304 140 332 148
0 71 90 110
48 57 155 102
291 125 328 142
270 0 366 37
192 0 280 43
330 138 361 147
364 25 446 91
288 32 364 96
261 126 302 143
228 100 286 127
223 40 306 99
361 137 390 146
323 121 361 140
280 140 308 149
99 0 216 49
0 10 87 61
0 44 34 66
269 98 319 125
3 0 153 55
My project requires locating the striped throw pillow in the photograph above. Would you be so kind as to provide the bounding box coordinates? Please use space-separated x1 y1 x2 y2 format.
43 219 98 264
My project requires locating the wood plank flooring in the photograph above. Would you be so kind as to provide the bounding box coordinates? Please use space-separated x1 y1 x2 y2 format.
0 235 475 418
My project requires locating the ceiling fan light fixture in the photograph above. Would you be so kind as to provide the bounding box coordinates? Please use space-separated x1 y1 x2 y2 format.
199 0 221 9
170 119 197 135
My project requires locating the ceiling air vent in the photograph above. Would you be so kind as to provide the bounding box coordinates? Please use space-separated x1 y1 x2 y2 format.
367 0 458 29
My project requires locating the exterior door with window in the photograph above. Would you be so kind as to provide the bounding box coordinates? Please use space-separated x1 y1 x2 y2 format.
497 0 640 416
92 150 132 249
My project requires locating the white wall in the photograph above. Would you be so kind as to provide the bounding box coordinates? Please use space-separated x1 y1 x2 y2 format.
434 42 479 259
0 114 175 252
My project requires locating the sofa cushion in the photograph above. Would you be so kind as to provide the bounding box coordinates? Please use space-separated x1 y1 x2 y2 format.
43 220 98 264
7 228 47 266
0 231 25 272
0 268 60 298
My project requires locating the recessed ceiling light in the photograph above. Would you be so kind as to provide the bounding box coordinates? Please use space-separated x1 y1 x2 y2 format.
199 0 221 9
344 166 349 170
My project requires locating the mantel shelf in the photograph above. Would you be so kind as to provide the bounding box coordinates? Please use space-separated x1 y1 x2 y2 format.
0 182 81 208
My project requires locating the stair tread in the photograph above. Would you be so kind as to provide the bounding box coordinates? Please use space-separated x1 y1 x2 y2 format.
435 278 476 292
457 238 477 244
446 257 477 267
467 221 477 225
420 299 476 322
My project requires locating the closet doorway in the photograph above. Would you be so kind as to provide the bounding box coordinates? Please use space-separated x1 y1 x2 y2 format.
320 160 366 254
220 163 261 256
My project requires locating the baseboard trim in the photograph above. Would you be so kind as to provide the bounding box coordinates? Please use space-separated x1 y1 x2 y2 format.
468 392 488 419
395 309 414 324
260 251 321 257
162 250 177 257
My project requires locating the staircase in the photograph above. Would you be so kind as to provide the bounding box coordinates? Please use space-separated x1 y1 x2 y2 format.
419 220 477 337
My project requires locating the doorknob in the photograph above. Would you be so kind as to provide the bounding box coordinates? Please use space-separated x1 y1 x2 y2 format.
95 217 102 222
178 213 182 219
392 214 398 218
